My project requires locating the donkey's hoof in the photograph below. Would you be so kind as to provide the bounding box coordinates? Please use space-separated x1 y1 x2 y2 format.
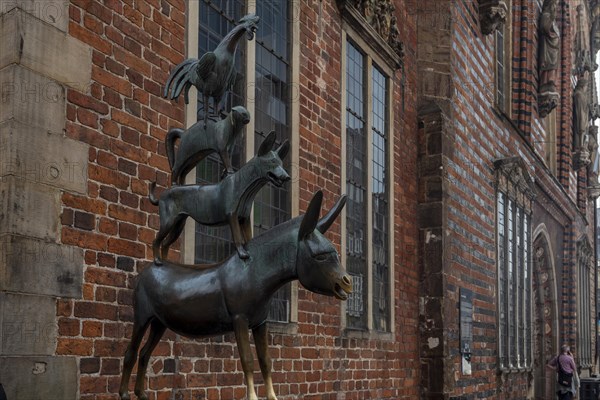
119 392 130 400
154 257 163 265
134 391 148 400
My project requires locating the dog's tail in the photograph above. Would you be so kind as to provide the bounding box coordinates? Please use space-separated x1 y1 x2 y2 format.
148 182 159 205
165 128 184 170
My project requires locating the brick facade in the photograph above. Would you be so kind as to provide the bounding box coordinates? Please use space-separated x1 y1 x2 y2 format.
417 0 598 399
0 0 597 399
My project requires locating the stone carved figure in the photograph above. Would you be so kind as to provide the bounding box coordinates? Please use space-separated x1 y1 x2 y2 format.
479 0 507 35
163 14 259 126
118 191 353 400
538 0 560 117
347 0 403 58
573 72 590 150
539 0 560 93
588 125 599 178
166 106 251 185
149 131 290 263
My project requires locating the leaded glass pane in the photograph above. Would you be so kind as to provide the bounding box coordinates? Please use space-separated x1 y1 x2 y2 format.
508 199 515 367
495 28 505 108
497 193 507 367
345 41 367 329
517 207 523 366
524 213 531 367
371 66 388 332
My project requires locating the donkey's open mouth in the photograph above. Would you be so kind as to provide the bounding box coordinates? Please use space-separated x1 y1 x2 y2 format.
334 280 352 300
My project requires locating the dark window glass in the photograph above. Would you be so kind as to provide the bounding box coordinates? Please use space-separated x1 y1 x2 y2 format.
345 41 367 329
497 192 532 369
497 193 507 367
495 28 505 109
195 1 246 264
254 0 291 323
371 66 389 332
579 245 592 367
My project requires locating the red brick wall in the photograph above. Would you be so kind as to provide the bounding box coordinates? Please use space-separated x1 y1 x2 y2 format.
416 0 595 398
58 1 420 399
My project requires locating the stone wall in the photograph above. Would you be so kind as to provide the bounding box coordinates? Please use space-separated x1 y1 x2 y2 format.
0 1 92 398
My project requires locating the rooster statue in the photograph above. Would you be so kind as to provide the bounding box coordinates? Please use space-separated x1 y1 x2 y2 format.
163 14 259 126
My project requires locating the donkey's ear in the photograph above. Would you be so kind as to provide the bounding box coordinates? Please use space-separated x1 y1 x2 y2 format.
276 139 290 160
316 194 347 233
298 190 323 241
258 131 277 156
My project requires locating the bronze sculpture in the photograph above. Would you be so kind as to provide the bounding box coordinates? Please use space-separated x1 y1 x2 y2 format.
149 131 290 263
118 191 352 400
120 9 352 400
163 14 259 126
166 105 251 185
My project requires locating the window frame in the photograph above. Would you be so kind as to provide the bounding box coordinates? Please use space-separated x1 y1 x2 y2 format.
577 239 593 368
544 111 558 174
494 0 512 116
182 1 301 329
495 159 535 372
340 27 396 339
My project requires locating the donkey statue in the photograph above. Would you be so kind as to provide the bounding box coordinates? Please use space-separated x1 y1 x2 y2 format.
119 191 352 400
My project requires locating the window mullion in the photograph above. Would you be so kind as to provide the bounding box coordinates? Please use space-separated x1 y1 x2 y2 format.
365 55 374 332
508 198 514 368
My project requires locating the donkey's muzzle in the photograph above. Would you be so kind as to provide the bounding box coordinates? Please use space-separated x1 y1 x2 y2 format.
334 274 353 300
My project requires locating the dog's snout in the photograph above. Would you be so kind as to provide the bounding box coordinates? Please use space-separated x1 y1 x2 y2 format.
276 166 290 181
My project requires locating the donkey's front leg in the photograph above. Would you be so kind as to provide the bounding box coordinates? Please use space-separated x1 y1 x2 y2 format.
253 323 278 400
228 212 249 259
233 316 258 400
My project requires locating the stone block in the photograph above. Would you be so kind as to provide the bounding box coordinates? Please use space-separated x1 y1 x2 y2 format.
0 64 66 132
0 120 88 193
0 177 60 241
0 292 57 355
0 356 77 399
0 8 91 88
0 0 69 32
0 235 83 298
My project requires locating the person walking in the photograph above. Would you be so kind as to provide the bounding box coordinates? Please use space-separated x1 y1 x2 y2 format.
547 344 580 400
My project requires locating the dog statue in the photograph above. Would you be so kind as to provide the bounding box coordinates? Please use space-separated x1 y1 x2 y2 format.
149 131 289 264
166 106 251 185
